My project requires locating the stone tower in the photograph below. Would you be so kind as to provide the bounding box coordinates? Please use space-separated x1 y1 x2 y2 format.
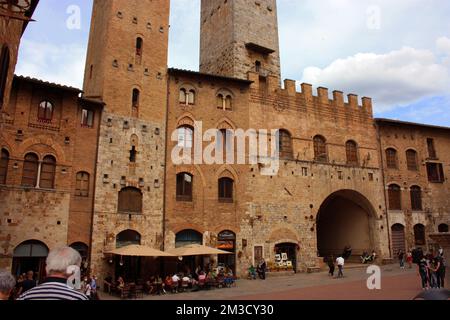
200 0 281 82
83 0 170 279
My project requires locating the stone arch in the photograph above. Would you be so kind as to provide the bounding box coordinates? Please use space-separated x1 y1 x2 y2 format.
175 164 207 187
316 189 378 257
216 88 234 98
216 165 240 183
19 136 66 164
171 225 206 236
215 117 237 130
176 113 196 128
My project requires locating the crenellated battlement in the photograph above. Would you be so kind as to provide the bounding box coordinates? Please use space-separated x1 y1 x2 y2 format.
248 71 373 117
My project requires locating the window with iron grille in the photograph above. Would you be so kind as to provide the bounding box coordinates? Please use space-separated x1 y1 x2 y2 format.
386 148 398 169
410 186 422 211
388 184 402 210
75 172 90 197
346 140 358 165
314 135 327 162
118 187 143 214
176 173 193 202
218 177 234 203
406 149 418 171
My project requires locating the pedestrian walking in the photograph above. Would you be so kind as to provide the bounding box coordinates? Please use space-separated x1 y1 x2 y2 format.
327 255 335 277
336 256 345 278
398 250 405 269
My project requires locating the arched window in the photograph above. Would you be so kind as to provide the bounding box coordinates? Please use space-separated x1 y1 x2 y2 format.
188 90 195 105
179 88 187 104
410 186 422 211
177 126 194 149
0 148 9 184
70 242 89 260
346 140 358 165
75 172 90 197
278 130 293 159
414 224 426 245
175 229 202 248
388 184 402 210
118 187 143 214
132 88 140 117
22 153 39 187
136 37 143 57
38 101 54 122
386 148 398 169
438 224 449 233
176 172 193 202
314 135 327 162
178 88 195 105
217 92 233 111
116 230 141 248
406 149 418 171
218 177 234 203
40 155 56 189
0 45 10 108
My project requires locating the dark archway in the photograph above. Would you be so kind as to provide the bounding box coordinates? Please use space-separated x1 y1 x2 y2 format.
275 243 298 273
175 230 203 275
317 190 377 258
115 230 141 282
12 240 49 283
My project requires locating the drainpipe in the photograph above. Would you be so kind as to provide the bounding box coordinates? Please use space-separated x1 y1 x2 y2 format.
375 122 392 260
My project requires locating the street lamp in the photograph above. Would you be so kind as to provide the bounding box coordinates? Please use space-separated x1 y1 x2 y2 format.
0 0 33 21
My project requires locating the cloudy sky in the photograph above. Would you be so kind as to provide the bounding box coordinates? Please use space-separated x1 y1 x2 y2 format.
16 0 450 126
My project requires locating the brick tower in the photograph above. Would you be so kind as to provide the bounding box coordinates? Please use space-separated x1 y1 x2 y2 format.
200 0 281 82
83 0 170 279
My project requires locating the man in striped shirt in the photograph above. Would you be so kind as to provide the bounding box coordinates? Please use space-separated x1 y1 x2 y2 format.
18 247 89 300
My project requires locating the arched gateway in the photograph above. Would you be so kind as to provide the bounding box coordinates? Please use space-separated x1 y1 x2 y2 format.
317 190 377 258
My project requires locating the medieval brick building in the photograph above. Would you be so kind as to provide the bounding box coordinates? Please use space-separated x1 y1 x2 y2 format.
0 0 448 280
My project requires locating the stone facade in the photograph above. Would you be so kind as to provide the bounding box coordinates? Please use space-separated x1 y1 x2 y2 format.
200 0 281 82
0 76 102 274
1 0 449 281
82 0 170 278
377 120 450 254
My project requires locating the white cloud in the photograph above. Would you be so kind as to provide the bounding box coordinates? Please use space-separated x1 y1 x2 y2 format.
301 45 450 112
16 39 87 89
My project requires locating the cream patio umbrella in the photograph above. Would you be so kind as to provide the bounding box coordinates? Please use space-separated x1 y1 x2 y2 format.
107 245 175 257
166 244 233 257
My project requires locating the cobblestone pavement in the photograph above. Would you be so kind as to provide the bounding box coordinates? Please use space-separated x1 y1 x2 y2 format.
99 264 425 300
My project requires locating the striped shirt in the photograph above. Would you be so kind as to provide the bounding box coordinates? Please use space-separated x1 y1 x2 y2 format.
18 277 89 301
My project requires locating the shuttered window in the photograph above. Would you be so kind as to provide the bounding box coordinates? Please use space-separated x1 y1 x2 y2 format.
410 186 422 211
346 141 358 165
386 148 398 169
40 155 56 189
314 136 327 162
75 172 90 197
388 184 402 210
118 187 143 214
22 153 39 187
